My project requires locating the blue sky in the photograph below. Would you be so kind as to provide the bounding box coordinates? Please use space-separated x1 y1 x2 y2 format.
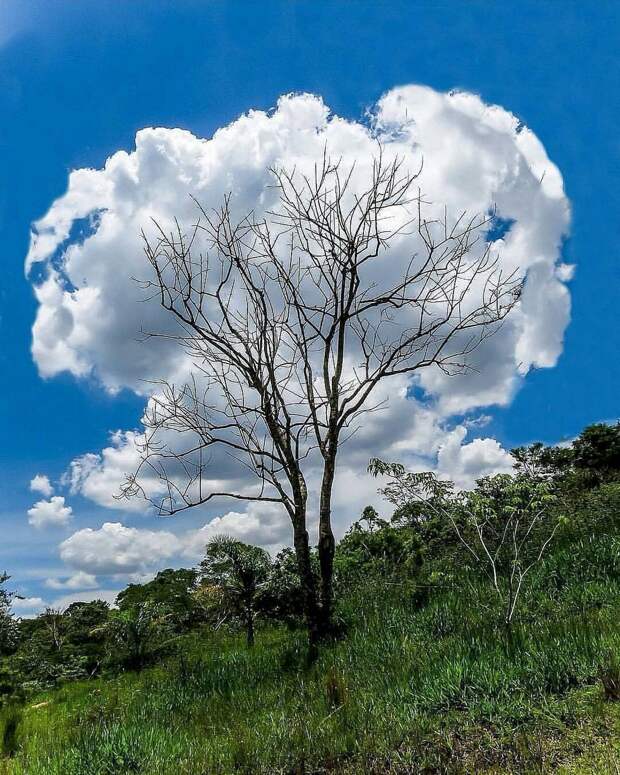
1 1 618 610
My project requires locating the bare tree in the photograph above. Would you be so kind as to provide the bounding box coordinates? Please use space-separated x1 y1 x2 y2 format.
41 607 65 652
120 150 521 643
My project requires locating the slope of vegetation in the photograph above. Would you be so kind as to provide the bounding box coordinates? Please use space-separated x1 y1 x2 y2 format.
1 424 620 774
3 571 620 773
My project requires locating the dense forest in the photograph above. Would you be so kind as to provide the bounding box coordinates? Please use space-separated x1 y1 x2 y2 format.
1 421 620 773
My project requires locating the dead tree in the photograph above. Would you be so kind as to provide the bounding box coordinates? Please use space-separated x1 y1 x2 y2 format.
42 607 65 652
120 151 521 644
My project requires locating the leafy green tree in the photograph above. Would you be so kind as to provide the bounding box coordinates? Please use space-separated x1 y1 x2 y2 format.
117 569 199 630
573 422 620 484
256 547 307 626
462 475 560 622
199 537 271 646
512 423 620 492
63 600 110 675
335 507 422 588
391 499 463 563
11 608 89 690
358 506 386 533
190 582 229 630
40 608 66 652
566 480 620 537
511 441 573 481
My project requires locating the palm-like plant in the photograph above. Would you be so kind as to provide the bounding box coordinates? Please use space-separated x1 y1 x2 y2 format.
100 602 172 670
199 537 272 646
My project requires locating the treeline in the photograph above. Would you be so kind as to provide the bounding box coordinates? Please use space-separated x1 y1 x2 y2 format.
1 421 619 701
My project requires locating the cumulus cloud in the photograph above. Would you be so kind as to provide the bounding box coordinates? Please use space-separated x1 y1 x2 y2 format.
64 431 157 512
53 423 514 579
57 377 515 534
27 85 572 556
45 571 98 590
27 496 73 528
59 522 180 575
56 503 288 579
27 86 571 398
182 502 291 558
29 474 53 497
435 425 515 489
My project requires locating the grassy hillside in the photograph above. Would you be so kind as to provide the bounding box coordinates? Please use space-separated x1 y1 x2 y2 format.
2 541 619 774
3 430 620 774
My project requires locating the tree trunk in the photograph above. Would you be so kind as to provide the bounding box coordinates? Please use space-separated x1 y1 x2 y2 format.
317 454 336 638
292 514 321 647
245 602 255 647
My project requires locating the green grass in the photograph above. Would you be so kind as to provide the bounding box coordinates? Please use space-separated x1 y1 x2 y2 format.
2 569 620 775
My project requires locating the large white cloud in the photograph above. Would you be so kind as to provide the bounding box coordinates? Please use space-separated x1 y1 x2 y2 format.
435 425 515 489
27 86 571 397
54 506 289 581
54 376 512 531
63 431 161 512
59 522 180 574
182 502 291 558
27 86 572 558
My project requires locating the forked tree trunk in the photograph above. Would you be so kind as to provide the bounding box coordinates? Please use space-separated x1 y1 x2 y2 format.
130 154 521 658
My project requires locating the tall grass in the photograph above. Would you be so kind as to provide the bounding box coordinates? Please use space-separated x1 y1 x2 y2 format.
2 538 620 774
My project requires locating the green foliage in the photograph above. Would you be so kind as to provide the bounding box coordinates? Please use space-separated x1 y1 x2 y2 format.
116 569 199 632
2 420 620 771
460 473 558 560
2 551 619 773
335 506 422 588
391 500 461 560
200 537 272 593
1 706 20 758
370 458 561 623
256 547 308 626
598 649 620 701
550 481 620 560
511 440 574 480
7 603 111 692
101 603 174 671
512 421 620 491
573 422 620 481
